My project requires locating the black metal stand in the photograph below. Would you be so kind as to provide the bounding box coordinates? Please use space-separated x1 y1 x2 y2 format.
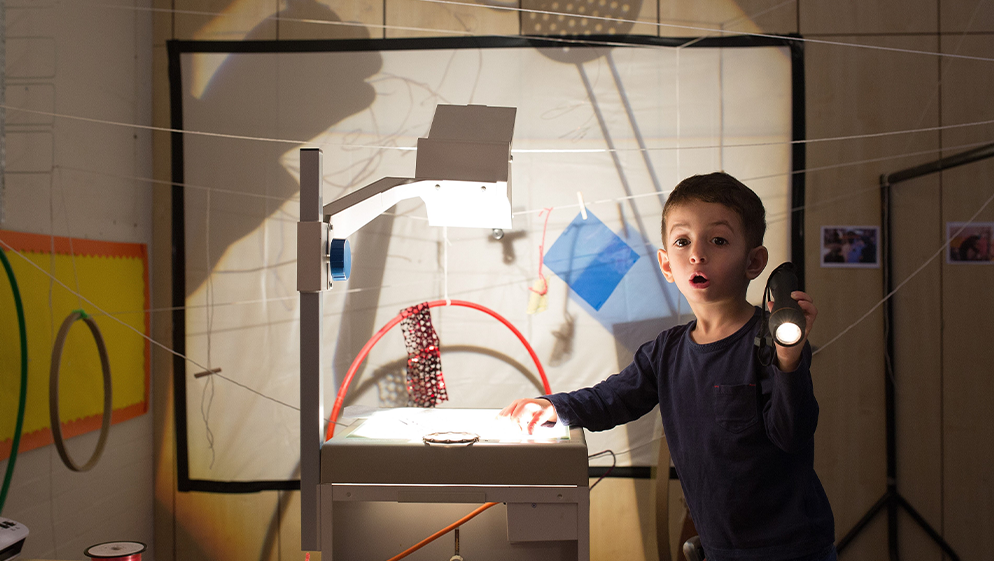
836 142 994 559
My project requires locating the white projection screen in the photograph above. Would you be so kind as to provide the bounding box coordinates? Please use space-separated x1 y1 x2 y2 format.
169 35 804 491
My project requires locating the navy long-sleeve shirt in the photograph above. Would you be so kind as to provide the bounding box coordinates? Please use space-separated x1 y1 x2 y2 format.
546 308 835 561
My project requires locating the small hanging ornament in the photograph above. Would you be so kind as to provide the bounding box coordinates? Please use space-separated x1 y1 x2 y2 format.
527 208 553 315
527 278 548 314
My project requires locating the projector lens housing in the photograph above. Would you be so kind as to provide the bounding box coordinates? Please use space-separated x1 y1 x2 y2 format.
775 321 803 346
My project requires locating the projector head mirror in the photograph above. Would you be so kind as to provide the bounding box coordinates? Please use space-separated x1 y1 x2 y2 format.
322 104 516 239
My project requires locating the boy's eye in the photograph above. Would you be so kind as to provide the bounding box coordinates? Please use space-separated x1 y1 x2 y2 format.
712 237 728 246
674 238 690 247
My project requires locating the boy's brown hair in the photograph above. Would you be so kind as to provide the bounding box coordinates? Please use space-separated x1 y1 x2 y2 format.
661 172 767 249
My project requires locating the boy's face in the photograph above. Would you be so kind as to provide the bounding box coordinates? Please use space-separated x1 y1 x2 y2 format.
657 200 767 306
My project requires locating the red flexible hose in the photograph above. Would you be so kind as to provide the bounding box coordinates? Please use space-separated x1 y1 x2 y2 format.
385 502 499 561
325 299 550 440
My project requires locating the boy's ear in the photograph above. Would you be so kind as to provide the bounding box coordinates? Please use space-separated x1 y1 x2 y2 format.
746 245 768 280
657 249 676 283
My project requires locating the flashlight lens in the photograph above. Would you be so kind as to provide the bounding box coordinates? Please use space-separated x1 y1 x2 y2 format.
776 322 803 346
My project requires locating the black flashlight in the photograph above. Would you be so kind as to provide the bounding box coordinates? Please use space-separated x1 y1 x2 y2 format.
767 263 805 347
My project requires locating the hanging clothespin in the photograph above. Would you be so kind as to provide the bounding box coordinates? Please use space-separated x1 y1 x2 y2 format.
576 192 588 220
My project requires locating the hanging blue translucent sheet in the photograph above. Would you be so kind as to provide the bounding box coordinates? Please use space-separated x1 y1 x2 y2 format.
543 211 640 311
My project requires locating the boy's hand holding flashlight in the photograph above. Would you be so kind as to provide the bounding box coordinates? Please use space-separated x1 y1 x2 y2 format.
768 290 817 372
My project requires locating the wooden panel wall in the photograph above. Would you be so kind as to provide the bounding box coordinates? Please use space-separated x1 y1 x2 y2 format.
804 29 940 561
939 35 994 561
802 1 994 560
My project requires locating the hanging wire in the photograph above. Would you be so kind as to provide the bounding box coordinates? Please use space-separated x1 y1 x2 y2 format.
55 168 84 309
2 103 991 157
57 170 994 411
6 0 991 441
813 185 994 356
38 140 994 279
413 0 994 63
45 123 986 335
64 0 994 63
8 177 990 438
56 164 299 202
201 190 217 468
35 136 994 237
0 236 299 413
13 136 991 394
0 234 533 414
442 226 451 305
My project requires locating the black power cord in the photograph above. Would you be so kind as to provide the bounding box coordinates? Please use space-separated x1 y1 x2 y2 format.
588 449 617 490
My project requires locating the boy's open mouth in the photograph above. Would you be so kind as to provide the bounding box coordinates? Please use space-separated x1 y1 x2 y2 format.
689 272 710 288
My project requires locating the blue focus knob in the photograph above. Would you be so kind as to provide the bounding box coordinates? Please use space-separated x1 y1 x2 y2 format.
329 238 351 281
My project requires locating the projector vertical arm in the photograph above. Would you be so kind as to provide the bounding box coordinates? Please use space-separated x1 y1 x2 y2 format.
298 148 326 552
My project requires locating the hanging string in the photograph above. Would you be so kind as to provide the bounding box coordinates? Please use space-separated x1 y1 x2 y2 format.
75 0 664 51
88 276 527 324
442 226 451 306
56 164 299 202
676 47 682 178
55 167 84 309
0 234 536 438
68 0 994 63
34 136 993 237
1 105 991 157
514 118 994 154
0 236 299 413
48 138 994 247
411 0 994 63
201 190 217 468
13 151 990 383
513 138 994 220
717 0 797 33
7 0 992 432
813 185 994 357
7 182 992 433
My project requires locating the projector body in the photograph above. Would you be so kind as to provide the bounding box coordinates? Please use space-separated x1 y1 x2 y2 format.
318 408 590 561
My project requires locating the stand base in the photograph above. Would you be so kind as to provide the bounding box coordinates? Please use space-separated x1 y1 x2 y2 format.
836 486 959 561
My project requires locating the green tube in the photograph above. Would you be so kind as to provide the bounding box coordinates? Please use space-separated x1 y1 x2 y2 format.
0 247 28 515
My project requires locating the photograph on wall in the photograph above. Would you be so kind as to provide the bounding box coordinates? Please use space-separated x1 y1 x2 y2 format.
947 222 994 264
820 226 879 268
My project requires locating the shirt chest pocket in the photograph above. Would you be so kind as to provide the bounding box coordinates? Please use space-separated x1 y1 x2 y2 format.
713 384 759 433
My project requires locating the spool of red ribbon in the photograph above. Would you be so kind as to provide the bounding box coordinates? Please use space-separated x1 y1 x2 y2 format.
85 541 146 561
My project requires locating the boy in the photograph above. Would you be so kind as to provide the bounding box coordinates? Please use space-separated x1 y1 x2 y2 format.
500 172 836 561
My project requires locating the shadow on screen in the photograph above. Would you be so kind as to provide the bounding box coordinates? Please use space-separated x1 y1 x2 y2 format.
184 0 382 297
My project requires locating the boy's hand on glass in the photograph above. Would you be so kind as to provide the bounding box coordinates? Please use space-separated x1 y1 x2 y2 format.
498 398 558 435
769 290 817 372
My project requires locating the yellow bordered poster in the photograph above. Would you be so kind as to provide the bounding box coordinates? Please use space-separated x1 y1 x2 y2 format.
1 230 149 460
